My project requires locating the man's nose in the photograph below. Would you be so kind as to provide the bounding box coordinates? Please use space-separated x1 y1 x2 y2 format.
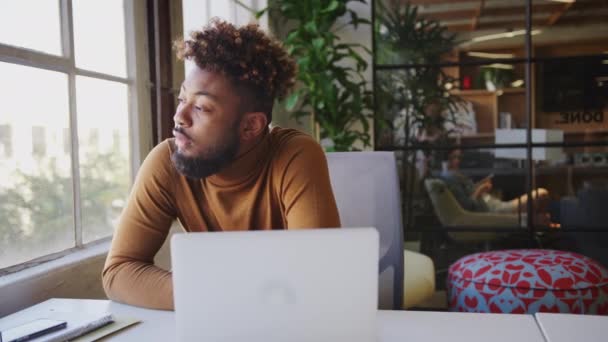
173 104 192 127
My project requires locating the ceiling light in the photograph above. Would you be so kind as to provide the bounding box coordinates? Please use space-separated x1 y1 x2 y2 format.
482 63 515 70
470 29 541 43
549 0 575 3
511 79 524 87
467 52 515 59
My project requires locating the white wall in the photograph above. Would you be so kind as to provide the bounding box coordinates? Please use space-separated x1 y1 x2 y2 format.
0 246 108 317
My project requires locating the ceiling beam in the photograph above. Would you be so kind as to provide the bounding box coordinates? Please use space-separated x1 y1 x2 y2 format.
445 22 476 32
546 2 574 26
418 9 476 21
477 18 545 31
471 0 485 30
482 4 562 17
556 15 608 26
418 3 564 25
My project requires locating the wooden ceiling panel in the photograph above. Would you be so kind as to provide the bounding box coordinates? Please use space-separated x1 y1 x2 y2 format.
388 0 608 33
546 2 574 26
403 0 479 4
418 9 477 21
482 4 561 17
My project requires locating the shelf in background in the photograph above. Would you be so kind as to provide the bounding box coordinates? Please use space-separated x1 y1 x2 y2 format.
563 129 608 136
450 87 525 96
452 129 608 140
455 133 495 139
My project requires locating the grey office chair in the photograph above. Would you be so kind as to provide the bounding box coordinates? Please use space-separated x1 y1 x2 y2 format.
326 152 435 310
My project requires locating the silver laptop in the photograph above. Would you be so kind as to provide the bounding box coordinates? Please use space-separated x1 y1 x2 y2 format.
171 227 379 342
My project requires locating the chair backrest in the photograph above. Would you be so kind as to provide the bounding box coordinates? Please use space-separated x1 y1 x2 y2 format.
424 178 512 243
424 178 467 226
326 152 404 310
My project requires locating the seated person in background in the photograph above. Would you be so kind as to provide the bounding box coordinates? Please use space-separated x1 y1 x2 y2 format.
440 148 552 225
102 19 341 311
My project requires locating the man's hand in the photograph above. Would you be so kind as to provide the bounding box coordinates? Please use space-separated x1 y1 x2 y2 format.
472 179 492 199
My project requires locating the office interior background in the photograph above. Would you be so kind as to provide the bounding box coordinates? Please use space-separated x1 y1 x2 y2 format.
0 0 606 315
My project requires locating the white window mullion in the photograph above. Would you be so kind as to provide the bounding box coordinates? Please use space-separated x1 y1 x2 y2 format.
0 43 70 73
75 67 129 84
61 0 83 248
124 0 151 179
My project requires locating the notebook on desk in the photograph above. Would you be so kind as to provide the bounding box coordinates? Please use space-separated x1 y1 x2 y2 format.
171 227 379 342
0 302 113 342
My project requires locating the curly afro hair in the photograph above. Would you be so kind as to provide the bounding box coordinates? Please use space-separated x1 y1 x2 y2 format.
174 18 297 123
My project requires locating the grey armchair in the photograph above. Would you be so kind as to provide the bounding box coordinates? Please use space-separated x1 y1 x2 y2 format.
326 152 435 310
424 178 523 243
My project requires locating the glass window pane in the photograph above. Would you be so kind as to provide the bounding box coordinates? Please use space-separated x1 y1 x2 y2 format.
375 60 527 150
0 0 62 55
72 0 127 77
76 76 130 243
374 0 526 65
532 146 608 267
534 58 608 132
0 62 73 269
533 0 608 58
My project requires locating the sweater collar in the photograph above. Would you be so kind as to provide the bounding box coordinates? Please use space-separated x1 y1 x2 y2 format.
205 129 271 187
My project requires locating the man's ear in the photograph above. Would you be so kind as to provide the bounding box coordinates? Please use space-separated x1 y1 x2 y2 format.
240 112 268 141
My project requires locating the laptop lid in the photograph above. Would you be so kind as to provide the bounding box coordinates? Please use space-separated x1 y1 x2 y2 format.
171 227 379 342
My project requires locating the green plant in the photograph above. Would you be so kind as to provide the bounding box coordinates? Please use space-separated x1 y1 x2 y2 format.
0 147 129 267
477 66 514 90
374 0 461 234
248 0 374 151
375 0 459 151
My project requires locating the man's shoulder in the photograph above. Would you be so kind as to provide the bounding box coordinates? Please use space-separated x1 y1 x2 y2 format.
138 139 178 179
268 127 320 153
267 127 325 167
145 139 173 163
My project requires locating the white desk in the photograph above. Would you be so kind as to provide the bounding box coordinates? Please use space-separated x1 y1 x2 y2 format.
1 299 546 342
535 312 608 342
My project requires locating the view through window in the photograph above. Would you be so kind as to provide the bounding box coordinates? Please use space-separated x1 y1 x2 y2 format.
0 0 133 269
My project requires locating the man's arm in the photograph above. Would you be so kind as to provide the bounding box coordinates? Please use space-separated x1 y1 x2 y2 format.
102 141 177 310
277 135 341 229
442 173 488 212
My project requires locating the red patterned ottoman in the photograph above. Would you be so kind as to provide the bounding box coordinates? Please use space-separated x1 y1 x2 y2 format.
447 249 608 314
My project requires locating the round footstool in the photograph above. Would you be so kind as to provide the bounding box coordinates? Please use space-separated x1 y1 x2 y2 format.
447 249 608 314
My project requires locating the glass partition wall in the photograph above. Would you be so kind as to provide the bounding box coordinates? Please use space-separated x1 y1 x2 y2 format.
373 0 608 306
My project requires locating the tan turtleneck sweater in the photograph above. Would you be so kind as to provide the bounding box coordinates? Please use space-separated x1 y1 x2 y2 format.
102 127 340 310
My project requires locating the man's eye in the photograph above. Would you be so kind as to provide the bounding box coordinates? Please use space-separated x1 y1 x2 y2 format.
177 98 185 104
195 106 211 112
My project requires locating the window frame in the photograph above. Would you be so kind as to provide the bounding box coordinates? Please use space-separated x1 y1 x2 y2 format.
0 0 151 275
371 0 608 234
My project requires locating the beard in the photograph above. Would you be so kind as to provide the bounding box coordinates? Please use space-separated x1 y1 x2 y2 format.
170 123 240 179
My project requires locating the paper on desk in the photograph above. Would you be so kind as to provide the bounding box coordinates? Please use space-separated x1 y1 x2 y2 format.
69 316 141 342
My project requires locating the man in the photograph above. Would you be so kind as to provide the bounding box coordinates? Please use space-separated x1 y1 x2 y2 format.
441 148 552 224
102 19 341 310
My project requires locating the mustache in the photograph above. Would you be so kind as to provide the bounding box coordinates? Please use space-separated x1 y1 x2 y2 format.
173 126 192 140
